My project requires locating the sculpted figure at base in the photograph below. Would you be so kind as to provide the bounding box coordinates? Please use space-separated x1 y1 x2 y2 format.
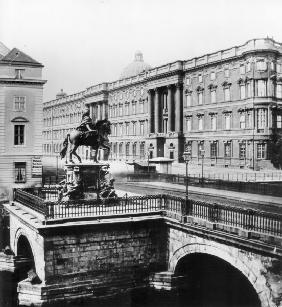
60 107 111 163
99 165 117 199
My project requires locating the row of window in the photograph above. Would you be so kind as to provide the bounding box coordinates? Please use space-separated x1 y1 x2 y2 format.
186 142 267 160
185 109 272 132
186 60 281 85
109 99 147 118
111 142 146 158
43 128 73 141
43 142 85 154
44 112 83 127
111 120 147 136
184 80 277 107
110 88 145 101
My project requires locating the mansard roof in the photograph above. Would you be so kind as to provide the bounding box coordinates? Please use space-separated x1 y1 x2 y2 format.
0 48 43 67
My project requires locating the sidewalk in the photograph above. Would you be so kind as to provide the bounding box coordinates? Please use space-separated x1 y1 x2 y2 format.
125 181 282 208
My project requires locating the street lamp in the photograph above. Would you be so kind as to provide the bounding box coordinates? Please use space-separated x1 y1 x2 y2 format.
183 150 192 205
200 149 205 184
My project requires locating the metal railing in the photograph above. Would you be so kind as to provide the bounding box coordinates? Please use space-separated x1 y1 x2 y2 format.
126 173 282 197
13 189 282 237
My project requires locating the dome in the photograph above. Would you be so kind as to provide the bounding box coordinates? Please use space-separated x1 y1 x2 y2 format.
120 51 151 79
56 89 67 99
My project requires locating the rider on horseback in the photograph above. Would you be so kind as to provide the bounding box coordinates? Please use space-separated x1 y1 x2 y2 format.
77 107 98 134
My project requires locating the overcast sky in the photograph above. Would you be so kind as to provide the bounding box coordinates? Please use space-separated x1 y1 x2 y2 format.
1 0 282 101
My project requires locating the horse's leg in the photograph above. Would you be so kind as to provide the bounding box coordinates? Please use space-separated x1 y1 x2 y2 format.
93 146 99 163
72 145 82 163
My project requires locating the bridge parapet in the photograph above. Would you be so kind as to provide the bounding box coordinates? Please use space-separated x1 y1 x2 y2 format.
11 188 282 243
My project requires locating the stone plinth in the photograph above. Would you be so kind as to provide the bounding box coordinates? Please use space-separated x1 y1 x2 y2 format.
65 162 109 191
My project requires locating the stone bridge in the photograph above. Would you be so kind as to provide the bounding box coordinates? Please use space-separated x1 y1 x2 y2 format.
3 189 282 307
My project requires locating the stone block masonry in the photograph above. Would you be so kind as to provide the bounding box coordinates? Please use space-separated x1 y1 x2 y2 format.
17 219 168 306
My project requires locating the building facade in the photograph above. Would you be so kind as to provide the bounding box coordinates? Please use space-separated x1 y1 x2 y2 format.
0 42 46 196
43 38 282 169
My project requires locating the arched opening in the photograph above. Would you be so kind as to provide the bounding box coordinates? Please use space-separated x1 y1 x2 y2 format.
174 253 260 307
16 235 35 281
0 236 35 307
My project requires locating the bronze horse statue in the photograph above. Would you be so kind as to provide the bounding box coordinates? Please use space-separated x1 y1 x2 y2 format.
60 119 111 163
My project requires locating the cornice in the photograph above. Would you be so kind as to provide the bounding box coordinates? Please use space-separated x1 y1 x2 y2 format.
145 69 183 82
0 61 44 68
0 78 46 85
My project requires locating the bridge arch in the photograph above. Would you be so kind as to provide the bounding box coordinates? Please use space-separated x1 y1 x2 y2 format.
14 228 36 280
169 242 274 307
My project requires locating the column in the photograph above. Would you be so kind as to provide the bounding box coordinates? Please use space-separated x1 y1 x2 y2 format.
175 83 182 132
97 104 101 120
101 102 106 119
148 90 154 133
167 85 173 132
100 103 104 119
154 88 161 133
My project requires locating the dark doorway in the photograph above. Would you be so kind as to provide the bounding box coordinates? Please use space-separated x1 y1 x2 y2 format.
174 253 260 307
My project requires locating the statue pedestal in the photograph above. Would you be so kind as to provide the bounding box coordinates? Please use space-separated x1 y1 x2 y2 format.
64 162 109 199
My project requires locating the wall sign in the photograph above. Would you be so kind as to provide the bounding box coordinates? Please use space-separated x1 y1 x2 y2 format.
32 156 42 178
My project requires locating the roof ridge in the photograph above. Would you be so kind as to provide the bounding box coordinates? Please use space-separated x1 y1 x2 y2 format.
1 47 42 66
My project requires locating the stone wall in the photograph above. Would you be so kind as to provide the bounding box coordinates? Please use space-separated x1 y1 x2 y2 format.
43 219 167 290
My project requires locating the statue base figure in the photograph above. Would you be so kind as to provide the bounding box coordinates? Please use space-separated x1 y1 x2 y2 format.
58 162 117 201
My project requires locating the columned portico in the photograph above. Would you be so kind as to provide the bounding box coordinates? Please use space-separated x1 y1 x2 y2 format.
147 84 184 160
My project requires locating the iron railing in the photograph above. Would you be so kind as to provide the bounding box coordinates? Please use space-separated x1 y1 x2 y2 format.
127 173 282 197
13 189 282 237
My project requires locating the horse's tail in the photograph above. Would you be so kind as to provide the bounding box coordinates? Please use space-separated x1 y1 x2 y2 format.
60 134 70 159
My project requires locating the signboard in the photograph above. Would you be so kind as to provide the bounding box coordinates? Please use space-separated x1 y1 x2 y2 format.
32 156 42 178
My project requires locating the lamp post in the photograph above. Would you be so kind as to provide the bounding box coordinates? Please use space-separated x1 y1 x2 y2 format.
200 149 205 184
183 151 192 206
145 151 150 173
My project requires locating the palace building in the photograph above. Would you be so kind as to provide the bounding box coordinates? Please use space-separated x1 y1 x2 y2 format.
43 38 282 169
0 42 46 196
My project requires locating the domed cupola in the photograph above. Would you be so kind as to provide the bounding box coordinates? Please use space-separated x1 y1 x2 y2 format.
120 51 151 79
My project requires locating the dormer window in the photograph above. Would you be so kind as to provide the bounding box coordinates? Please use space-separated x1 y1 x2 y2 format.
15 69 24 79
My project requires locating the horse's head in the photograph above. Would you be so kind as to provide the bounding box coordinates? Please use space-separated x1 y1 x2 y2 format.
96 119 111 136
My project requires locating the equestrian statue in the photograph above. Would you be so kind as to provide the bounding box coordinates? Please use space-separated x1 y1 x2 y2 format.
60 107 111 163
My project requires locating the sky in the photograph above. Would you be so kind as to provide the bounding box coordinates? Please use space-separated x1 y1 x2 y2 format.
1 0 282 101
